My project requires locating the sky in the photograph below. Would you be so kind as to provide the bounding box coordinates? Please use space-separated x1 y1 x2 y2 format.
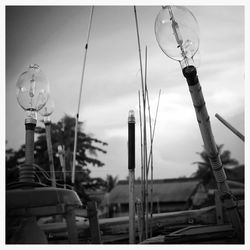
5 2 245 181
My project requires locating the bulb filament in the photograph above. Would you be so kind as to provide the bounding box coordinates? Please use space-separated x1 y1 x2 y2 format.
29 74 36 98
167 6 189 66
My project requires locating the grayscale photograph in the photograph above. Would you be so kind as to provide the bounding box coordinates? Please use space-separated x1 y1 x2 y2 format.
5 2 245 245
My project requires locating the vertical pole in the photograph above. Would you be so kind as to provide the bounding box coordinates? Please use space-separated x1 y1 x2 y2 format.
87 201 101 244
45 121 56 187
20 118 36 183
58 145 66 189
136 199 143 242
138 91 145 240
134 6 146 240
128 110 136 244
144 46 149 239
214 190 224 225
65 205 78 243
182 65 244 242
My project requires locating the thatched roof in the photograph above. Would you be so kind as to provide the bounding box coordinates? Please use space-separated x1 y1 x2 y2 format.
109 178 201 204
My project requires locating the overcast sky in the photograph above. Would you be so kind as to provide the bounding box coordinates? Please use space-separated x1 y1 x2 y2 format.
5 3 245 180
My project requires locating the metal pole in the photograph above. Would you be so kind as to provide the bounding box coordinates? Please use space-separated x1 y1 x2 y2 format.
20 117 37 183
138 90 145 240
45 120 56 187
136 199 143 242
87 201 101 244
134 6 146 239
182 65 244 241
58 145 66 189
215 113 244 142
128 110 136 244
72 6 94 186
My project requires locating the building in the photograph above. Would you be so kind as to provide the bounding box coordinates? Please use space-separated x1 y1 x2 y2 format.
108 178 208 217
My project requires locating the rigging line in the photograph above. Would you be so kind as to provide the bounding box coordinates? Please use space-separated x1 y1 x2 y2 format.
72 6 95 186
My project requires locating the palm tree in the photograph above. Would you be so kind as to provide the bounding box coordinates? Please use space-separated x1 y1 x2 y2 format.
105 174 118 192
192 144 239 187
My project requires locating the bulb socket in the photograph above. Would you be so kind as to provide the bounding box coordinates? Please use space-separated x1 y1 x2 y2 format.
25 118 37 128
128 110 135 123
182 65 199 86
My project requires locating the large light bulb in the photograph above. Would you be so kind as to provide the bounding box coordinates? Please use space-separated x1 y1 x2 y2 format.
155 6 199 68
16 64 50 120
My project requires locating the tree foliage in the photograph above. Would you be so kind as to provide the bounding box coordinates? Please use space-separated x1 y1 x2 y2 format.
6 115 108 201
192 144 239 187
105 174 118 192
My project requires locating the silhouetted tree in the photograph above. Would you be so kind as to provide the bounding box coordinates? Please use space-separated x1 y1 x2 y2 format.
192 144 239 187
105 174 118 192
6 114 108 201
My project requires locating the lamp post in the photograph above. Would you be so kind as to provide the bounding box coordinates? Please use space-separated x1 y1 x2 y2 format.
39 98 56 187
7 64 82 244
155 6 243 240
16 64 50 184
128 110 136 244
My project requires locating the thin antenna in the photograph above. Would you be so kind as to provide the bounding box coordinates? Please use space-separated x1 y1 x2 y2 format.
72 6 94 186
138 90 144 242
144 46 149 239
134 6 146 240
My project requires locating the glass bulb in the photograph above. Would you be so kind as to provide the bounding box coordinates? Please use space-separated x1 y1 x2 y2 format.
16 64 50 119
39 97 55 117
128 110 135 123
155 6 199 67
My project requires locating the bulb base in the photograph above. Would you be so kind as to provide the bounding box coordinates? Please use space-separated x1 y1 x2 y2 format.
25 117 37 125
128 110 136 123
182 65 199 86
44 116 51 125
180 57 195 69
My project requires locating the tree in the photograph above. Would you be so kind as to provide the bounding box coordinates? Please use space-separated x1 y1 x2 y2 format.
192 144 239 187
105 174 118 192
6 114 108 201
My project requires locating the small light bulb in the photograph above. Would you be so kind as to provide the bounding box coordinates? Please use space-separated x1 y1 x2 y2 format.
39 98 55 123
39 98 55 117
128 110 135 123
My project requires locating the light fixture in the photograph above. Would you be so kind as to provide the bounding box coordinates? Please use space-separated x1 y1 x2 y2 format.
16 64 50 122
39 97 55 123
39 97 56 187
155 6 199 69
154 6 243 238
16 64 50 183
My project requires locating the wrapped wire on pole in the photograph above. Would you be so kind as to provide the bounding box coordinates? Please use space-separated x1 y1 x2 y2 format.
72 6 94 186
